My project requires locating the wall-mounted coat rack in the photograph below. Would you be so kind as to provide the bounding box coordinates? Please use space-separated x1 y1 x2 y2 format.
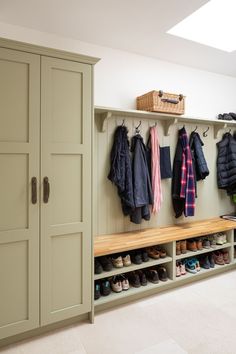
95 106 236 139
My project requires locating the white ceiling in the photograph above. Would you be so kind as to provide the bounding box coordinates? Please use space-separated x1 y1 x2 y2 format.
1 0 236 77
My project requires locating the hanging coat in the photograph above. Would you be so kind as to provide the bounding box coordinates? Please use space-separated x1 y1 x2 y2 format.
130 134 153 224
189 131 209 181
108 126 135 215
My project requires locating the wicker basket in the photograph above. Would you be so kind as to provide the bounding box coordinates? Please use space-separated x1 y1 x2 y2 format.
137 90 185 115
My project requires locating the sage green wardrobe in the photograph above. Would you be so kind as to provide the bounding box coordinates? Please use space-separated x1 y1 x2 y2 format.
0 38 98 342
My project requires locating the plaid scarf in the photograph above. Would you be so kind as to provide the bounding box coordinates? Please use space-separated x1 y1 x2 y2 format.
179 127 195 216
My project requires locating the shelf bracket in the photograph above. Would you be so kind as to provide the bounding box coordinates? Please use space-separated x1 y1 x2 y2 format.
100 111 112 132
163 118 178 136
214 123 227 139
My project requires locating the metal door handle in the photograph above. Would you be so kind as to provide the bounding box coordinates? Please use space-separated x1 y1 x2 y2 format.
31 177 37 204
43 177 50 203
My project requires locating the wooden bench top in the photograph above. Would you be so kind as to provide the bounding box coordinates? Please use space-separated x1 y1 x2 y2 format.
94 217 236 257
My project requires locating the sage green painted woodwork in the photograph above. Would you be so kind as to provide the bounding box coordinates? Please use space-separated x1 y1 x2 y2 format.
41 56 92 325
0 48 40 339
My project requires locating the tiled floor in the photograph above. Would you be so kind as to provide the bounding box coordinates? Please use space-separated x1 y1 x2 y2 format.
2 270 236 354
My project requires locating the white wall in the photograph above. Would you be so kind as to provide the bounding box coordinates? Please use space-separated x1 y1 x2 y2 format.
0 21 236 118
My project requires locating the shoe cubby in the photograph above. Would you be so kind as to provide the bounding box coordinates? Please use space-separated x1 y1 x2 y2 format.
94 218 236 312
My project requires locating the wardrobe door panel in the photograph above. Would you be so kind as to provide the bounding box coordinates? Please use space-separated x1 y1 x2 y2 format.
41 56 92 325
0 48 40 339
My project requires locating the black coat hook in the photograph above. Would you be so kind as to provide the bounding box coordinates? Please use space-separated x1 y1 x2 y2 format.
203 126 209 137
121 119 125 127
193 126 198 132
135 120 142 134
136 121 141 130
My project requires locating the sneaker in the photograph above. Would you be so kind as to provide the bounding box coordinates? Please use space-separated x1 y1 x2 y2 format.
141 249 149 262
208 235 217 248
176 241 181 255
185 259 198 274
157 266 168 281
145 269 159 284
111 276 122 293
101 279 111 296
146 247 160 259
222 234 227 244
213 251 225 265
180 262 186 275
122 254 131 267
112 255 123 268
176 262 181 277
215 233 224 245
131 251 143 264
128 271 141 288
222 250 230 264
100 256 113 271
180 240 187 254
120 275 129 290
202 238 211 249
199 255 210 269
187 239 197 252
136 270 147 286
94 259 103 274
193 258 201 272
208 253 215 268
94 281 101 300
195 238 203 250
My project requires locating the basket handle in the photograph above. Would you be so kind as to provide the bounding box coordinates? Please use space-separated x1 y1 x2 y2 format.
158 91 184 104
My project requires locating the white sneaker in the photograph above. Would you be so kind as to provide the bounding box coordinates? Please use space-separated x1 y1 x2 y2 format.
215 233 224 245
111 277 122 293
121 276 129 291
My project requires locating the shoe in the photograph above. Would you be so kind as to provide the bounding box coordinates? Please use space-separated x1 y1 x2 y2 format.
141 249 149 262
136 270 147 286
180 262 186 275
215 233 224 245
202 238 211 249
112 255 123 268
195 238 203 250
94 281 101 300
101 279 111 296
222 250 230 264
131 251 143 264
229 112 236 120
208 253 215 268
146 247 160 259
176 262 181 277
100 256 113 271
122 254 131 266
185 259 197 274
222 233 227 244
187 239 197 252
94 259 103 274
157 266 168 281
193 258 201 272
156 247 167 258
180 240 187 254
120 275 129 290
128 271 141 288
199 255 210 269
213 251 225 265
218 113 233 121
145 269 159 284
176 241 181 255
111 276 122 293
208 235 216 248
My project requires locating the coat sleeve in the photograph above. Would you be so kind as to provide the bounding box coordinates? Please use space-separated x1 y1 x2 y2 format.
172 138 185 218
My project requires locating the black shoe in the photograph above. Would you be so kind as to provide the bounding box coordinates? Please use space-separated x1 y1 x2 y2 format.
136 270 147 286
145 269 159 284
131 251 142 265
128 271 141 287
229 112 236 120
94 281 101 300
94 259 103 274
141 249 149 262
100 279 111 296
157 266 168 282
218 113 233 121
100 256 113 271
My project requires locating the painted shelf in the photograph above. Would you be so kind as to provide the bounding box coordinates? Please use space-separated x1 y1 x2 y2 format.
94 278 173 306
175 263 233 281
175 243 231 260
94 256 172 280
94 106 236 138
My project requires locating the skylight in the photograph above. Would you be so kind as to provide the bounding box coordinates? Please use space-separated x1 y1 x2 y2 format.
167 0 236 52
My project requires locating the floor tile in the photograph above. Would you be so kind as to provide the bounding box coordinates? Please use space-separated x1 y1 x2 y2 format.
134 339 188 354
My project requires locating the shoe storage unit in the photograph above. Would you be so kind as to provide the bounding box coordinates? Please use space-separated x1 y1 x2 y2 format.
94 218 236 312
0 38 99 345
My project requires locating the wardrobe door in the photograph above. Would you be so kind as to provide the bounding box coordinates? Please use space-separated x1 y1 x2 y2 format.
0 48 40 339
41 56 92 325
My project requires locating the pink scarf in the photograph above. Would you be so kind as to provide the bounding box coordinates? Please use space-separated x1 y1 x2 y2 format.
150 126 163 213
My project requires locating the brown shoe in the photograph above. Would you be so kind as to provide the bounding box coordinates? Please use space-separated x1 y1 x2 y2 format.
176 241 181 255
187 239 197 252
180 240 187 254
196 238 203 250
213 251 225 265
156 247 167 258
146 247 160 259
222 250 230 264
